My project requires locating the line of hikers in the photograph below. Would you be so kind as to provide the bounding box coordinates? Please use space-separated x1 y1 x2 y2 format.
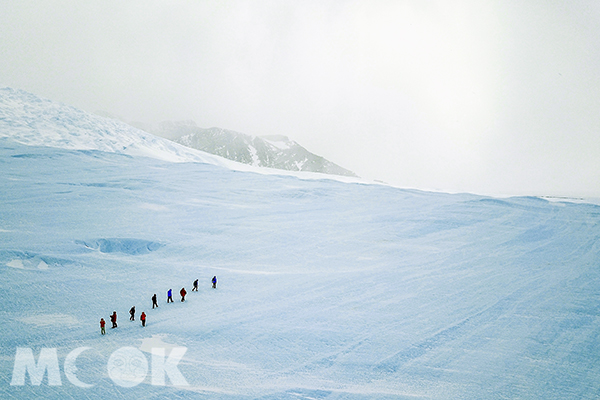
100 276 217 335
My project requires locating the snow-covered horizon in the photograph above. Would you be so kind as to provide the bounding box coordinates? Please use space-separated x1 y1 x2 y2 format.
3 87 598 204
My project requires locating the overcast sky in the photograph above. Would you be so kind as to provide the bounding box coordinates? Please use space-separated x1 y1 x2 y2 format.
2 1 599 197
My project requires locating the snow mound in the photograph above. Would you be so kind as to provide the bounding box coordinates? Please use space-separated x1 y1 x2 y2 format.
75 238 163 255
0 250 70 270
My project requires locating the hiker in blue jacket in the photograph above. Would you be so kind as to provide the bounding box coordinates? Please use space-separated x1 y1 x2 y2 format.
167 289 174 303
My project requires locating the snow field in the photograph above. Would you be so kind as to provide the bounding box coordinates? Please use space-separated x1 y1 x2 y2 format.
1 89 600 398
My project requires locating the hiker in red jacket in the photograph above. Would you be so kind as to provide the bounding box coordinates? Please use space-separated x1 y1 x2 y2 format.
180 287 187 302
110 311 117 328
100 318 106 335
140 312 146 327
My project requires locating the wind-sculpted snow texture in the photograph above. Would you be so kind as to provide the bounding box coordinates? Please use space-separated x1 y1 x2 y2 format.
75 239 163 255
1 90 600 399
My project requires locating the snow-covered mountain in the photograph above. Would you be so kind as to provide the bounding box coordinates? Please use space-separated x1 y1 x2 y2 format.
2 88 600 399
152 121 358 177
0 88 235 167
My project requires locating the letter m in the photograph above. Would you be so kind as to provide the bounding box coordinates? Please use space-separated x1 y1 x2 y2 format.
10 348 62 386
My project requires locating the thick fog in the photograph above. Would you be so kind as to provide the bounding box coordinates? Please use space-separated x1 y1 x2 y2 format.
1 1 599 197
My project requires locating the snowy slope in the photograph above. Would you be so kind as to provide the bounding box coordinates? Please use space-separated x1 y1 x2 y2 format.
1 90 600 399
0 88 236 166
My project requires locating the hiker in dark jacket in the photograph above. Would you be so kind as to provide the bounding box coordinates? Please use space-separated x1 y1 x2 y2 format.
129 306 135 321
